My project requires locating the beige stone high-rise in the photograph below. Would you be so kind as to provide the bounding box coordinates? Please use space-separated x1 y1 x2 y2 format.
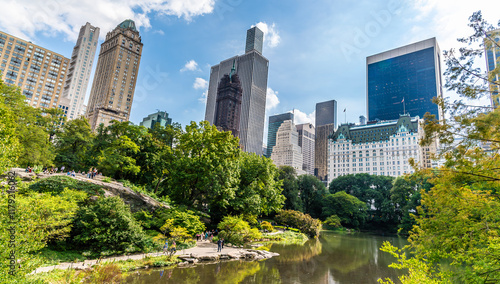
86 20 143 130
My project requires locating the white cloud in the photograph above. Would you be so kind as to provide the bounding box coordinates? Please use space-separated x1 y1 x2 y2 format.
0 0 215 41
290 109 316 126
252 22 281 48
193 77 208 89
266 87 280 110
153 29 165 35
181 60 199 72
198 90 208 104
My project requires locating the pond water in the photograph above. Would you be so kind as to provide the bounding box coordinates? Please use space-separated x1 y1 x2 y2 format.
125 231 407 284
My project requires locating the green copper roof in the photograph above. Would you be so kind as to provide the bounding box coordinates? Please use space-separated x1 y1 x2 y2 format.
118 19 137 32
330 115 419 144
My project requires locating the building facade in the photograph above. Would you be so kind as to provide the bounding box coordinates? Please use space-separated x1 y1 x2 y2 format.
367 38 443 121
266 112 294 157
270 120 305 175
297 123 315 175
62 22 99 120
485 28 500 108
86 20 143 130
139 111 172 129
327 115 436 185
0 31 69 109
205 27 269 154
214 64 243 137
315 100 337 182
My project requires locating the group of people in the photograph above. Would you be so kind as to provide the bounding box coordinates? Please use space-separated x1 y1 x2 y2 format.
24 165 102 179
162 240 176 254
86 167 98 179
196 230 218 242
25 166 65 173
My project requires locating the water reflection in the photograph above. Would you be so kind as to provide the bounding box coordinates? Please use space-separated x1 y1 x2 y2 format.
125 232 406 284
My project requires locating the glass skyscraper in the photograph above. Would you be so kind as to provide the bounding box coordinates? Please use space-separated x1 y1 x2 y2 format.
315 100 337 182
367 38 443 121
485 29 500 108
205 27 269 154
266 112 294 158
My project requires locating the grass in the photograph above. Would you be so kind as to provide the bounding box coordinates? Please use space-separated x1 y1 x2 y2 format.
102 176 113 183
38 247 87 266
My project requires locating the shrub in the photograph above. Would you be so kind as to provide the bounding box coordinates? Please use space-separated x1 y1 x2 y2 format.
275 210 322 238
72 196 147 254
218 216 262 246
261 221 273 232
324 215 342 229
29 175 103 196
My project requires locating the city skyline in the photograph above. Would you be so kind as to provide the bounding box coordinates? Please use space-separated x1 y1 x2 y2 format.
0 1 498 133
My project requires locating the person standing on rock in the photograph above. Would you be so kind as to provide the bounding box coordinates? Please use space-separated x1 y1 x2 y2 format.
217 238 222 252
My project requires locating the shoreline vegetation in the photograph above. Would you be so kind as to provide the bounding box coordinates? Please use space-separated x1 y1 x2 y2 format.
29 230 304 284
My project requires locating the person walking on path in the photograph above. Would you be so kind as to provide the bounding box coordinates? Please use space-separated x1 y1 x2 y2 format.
163 240 168 255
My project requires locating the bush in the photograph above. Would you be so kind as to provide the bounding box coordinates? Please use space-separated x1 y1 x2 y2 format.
274 210 322 238
324 215 342 229
217 216 262 246
134 207 205 237
29 175 103 196
72 196 147 254
261 221 273 232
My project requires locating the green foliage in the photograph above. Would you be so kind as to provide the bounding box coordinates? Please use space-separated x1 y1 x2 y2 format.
54 117 94 171
72 196 147 254
278 166 303 211
217 215 262 246
323 215 342 229
322 191 367 229
28 175 103 196
298 174 329 218
274 210 322 238
261 221 273 232
134 207 205 237
98 135 141 179
0 80 22 172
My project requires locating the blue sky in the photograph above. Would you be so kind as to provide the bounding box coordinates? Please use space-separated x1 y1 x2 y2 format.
1 0 499 142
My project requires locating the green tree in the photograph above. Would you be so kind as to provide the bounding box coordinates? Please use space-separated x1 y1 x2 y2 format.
322 191 367 229
72 196 147 254
0 79 21 172
274 209 322 238
278 166 302 211
54 117 94 171
162 121 240 222
97 135 141 179
217 215 262 246
297 174 329 218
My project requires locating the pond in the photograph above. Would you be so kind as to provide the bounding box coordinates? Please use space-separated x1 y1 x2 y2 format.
125 231 407 284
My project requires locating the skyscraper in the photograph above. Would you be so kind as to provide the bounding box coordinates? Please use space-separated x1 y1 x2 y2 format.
245 26 264 54
86 20 143 130
266 112 294 158
315 100 337 182
205 27 268 154
297 123 315 175
214 62 243 138
62 23 99 120
0 31 69 110
139 111 172 129
271 120 304 174
367 38 443 121
484 28 500 108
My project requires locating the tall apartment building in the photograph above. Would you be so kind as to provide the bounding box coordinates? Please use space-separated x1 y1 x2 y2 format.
62 23 99 120
297 123 315 175
484 28 500 108
327 115 436 184
270 120 305 175
266 112 294 157
0 31 69 109
86 20 143 130
214 63 243 138
205 27 269 154
139 111 172 129
315 100 337 182
367 38 443 121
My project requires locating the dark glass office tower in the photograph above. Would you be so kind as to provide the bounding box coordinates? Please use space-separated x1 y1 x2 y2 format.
205 27 269 154
367 38 443 121
214 67 243 138
266 112 294 158
315 100 337 182
245 27 264 54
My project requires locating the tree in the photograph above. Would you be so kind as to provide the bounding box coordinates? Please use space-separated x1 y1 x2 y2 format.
161 121 241 222
97 135 141 179
217 215 262 246
322 191 367 229
54 117 94 171
72 196 147 254
297 175 329 218
278 166 302 211
229 152 285 219
381 12 500 284
0 79 21 172
274 210 322 238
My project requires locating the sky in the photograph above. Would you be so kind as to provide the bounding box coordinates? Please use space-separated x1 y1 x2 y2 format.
1 0 499 145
